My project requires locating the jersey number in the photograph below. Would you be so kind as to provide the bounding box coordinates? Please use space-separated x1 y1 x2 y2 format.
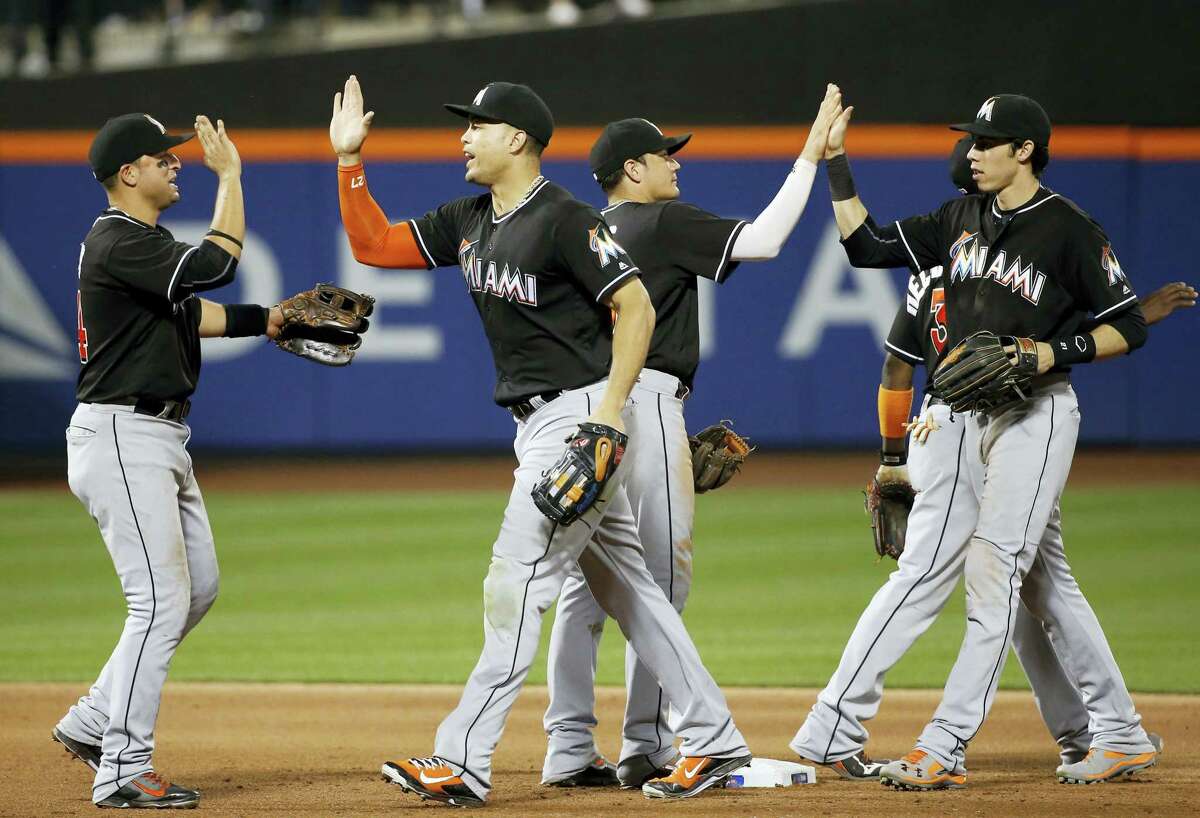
76 290 89 363
929 287 948 355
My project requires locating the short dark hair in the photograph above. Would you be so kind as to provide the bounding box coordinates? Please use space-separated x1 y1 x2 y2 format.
598 166 626 193
1031 143 1050 176
597 156 647 192
523 134 546 157
100 172 119 190
1012 140 1050 177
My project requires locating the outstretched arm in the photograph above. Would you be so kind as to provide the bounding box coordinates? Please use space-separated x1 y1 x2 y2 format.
730 84 841 260
332 75 429 269
822 103 943 271
824 105 870 239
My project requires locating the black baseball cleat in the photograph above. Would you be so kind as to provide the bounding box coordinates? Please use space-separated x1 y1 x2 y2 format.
642 754 752 799
95 772 199 809
52 727 102 772
822 750 892 781
546 755 620 787
617 751 679 789
382 756 485 808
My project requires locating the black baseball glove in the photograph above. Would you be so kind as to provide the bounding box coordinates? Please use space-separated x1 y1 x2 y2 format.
689 421 752 493
931 330 1039 414
532 422 629 526
275 283 375 366
864 469 917 560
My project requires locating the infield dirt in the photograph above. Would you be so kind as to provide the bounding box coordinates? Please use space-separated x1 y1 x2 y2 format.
8 684 1195 817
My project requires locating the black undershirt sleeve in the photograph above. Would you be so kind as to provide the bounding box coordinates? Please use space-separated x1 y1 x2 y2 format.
170 239 238 301
1100 303 1148 351
842 218 924 270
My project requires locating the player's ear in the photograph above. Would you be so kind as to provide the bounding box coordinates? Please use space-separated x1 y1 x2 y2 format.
623 157 643 184
1014 140 1035 163
509 127 528 157
118 161 139 188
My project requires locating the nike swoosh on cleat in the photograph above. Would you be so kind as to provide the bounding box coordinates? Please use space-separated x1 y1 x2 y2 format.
419 771 457 785
681 762 704 780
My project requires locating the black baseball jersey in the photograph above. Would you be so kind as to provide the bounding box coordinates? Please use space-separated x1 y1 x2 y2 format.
599 200 746 388
886 265 946 389
848 187 1140 368
408 179 640 407
76 208 207 403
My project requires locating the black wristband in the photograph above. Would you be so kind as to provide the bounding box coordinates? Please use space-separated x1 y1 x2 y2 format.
223 304 269 338
1047 332 1097 366
880 450 907 467
206 228 244 249
827 153 857 201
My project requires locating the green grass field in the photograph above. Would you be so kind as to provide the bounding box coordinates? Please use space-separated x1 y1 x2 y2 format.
2 485 1195 692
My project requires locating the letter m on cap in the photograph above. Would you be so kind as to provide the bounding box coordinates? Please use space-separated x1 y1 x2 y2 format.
977 98 996 122
143 114 167 133
473 87 488 105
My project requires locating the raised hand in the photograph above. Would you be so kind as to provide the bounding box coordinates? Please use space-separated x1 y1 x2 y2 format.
194 115 241 179
825 102 855 159
801 83 843 164
330 74 376 162
1140 281 1196 325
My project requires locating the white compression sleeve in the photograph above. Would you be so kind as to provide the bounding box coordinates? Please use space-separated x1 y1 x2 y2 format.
730 158 818 261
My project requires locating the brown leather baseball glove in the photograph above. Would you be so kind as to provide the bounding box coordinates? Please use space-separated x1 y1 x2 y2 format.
275 283 375 366
689 421 752 493
864 467 917 560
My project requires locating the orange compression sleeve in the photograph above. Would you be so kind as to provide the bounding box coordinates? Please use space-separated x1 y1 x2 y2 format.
878 386 913 440
337 163 429 269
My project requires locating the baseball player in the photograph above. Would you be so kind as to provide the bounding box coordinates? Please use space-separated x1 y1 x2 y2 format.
330 76 750 806
540 86 843 789
812 93 1158 789
791 136 1190 782
54 113 286 808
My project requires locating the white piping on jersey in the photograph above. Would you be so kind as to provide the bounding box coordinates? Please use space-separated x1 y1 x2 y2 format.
186 252 236 287
94 210 147 229
990 191 1061 220
492 179 550 224
601 200 631 214
407 218 436 267
885 340 923 364
894 221 922 271
1092 292 1139 320
714 221 749 283
166 246 199 301
595 266 641 303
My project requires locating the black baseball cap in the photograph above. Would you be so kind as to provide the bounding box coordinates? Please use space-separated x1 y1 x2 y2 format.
589 118 691 182
950 94 1051 146
444 82 555 147
88 113 194 182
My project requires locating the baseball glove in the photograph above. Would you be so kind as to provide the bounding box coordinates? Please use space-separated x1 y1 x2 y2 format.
689 421 752 493
532 422 629 526
930 331 1039 414
864 469 917 560
275 283 375 366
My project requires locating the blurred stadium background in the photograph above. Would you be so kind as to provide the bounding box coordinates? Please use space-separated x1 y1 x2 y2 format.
0 0 1197 694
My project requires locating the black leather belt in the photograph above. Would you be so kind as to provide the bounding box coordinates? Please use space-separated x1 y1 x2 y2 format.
510 390 562 421
133 397 191 422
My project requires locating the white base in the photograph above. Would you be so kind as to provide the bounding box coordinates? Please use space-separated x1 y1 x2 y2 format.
724 757 817 788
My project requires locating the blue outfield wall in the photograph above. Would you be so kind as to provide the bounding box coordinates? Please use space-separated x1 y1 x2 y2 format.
0 156 1196 450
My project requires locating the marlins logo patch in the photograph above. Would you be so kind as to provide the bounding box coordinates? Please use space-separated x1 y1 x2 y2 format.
588 224 624 267
1101 244 1129 289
